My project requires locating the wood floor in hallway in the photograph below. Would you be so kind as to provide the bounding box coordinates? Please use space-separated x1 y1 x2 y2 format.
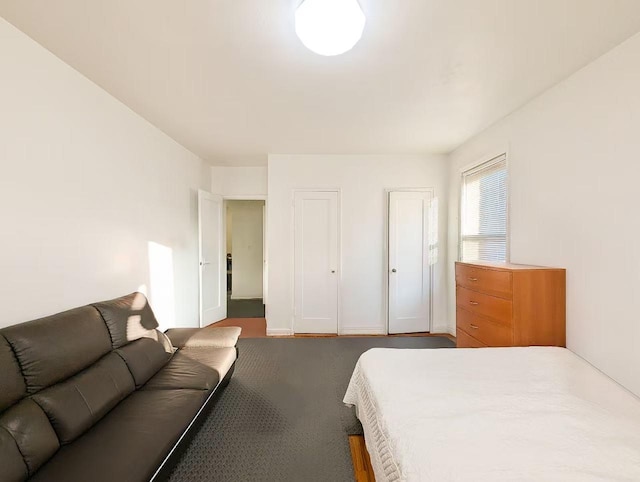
208 317 268 338
208 317 455 342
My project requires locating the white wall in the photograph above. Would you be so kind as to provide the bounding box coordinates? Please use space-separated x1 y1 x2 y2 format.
447 32 640 395
227 201 265 299
212 166 267 196
0 18 210 330
267 155 448 336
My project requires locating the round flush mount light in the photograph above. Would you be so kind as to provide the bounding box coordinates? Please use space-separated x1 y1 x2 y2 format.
295 0 366 56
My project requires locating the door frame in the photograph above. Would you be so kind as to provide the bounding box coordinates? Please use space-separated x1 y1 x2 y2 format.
291 188 342 335
222 194 268 318
384 188 435 335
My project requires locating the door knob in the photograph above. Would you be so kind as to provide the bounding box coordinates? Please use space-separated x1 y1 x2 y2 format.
391 269 397 273
331 270 336 273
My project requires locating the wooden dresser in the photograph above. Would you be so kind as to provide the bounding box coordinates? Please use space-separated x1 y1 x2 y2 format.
455 261 566 348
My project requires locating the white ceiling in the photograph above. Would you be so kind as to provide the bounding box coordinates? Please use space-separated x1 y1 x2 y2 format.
2 1 640 166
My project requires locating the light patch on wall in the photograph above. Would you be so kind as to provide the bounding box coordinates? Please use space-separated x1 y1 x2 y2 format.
148 241 175 330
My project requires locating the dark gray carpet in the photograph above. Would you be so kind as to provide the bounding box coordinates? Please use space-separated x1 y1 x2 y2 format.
227 296 265 318
167 336 455 482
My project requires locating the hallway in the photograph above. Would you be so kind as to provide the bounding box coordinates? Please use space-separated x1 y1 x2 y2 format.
226 294 265 318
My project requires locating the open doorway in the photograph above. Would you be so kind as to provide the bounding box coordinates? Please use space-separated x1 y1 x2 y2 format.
225 200 266 318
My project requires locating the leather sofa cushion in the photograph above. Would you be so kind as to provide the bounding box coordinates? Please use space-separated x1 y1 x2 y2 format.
0 335 26 411
30 389 209 482
115 337 172 388
93 292 161 349
143 349 230 391
165 326 242 348
0 427 28 482
143 347 235 391
0 399 59 477
1 305 111 393
179 347 237 379
32 352 134 444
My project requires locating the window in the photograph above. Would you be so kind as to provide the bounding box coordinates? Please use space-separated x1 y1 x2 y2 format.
460 154 508 262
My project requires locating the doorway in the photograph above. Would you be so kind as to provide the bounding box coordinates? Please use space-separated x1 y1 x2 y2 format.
225 200 266 318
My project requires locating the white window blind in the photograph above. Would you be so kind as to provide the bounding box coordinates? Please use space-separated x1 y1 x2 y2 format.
460 155 508 262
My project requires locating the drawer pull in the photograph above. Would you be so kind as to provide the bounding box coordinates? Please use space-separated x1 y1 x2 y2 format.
468 277 478 281
470 324 479 329
469 301 479 306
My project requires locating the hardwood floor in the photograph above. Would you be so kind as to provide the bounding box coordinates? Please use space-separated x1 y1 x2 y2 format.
208 317 455 342
208 317 267 338
349 435 376 482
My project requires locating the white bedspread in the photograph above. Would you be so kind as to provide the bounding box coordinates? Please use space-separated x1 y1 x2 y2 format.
343 347 640 482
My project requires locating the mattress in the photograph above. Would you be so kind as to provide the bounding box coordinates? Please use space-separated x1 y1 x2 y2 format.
343 347 640 481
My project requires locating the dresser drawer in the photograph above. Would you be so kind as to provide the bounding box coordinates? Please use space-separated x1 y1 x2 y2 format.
457 308 512 346
455 263 512 299
456 286 512 325
456 329 486 348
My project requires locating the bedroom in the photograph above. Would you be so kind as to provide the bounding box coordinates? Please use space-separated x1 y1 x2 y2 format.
1 1 639 481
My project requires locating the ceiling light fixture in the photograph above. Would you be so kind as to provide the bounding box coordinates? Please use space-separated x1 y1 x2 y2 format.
295 0 366 56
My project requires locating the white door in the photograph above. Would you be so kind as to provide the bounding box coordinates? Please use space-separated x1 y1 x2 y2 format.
198 190 226 326
294 191 339 334
388 191 432 334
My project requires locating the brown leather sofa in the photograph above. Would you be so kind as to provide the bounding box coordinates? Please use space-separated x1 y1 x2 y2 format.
0 293 240 482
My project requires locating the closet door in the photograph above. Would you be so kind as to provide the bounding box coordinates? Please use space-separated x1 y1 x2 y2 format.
293 191 339 334
388 191 432 334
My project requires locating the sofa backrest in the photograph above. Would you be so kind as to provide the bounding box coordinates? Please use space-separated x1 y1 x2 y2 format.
0 293 173 481
0 335 26 412
93 292 174 387
0 334 35 481
93 292 164 349
3 305 112 394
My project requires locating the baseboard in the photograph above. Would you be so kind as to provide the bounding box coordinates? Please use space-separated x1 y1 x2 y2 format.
230 295 263 300
266 328 293 336
339 327 386 335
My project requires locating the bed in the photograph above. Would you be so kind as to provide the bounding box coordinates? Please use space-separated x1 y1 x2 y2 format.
343 347 640 481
